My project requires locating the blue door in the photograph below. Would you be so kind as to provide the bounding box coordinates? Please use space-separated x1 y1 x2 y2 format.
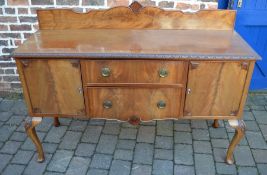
230 0 267 90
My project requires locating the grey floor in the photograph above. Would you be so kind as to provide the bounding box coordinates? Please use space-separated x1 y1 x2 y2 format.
0 94 267 175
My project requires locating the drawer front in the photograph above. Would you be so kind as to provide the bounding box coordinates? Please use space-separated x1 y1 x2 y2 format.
81 60 187 85
86 87 182 120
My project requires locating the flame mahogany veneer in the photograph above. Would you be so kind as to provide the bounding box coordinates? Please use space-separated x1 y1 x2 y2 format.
14 2 260 164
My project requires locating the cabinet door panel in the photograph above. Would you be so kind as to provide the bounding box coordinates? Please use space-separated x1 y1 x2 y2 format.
17 59 85 115
184 62 248 116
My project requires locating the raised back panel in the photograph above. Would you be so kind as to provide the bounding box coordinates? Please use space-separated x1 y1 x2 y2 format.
37 2 236 30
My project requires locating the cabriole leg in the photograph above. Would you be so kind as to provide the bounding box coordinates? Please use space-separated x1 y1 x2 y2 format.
226 120 245 165
25 117 45 163
54 117 60 127
212 119 219 128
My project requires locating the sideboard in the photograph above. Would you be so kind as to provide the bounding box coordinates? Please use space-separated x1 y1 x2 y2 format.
13 2 260 164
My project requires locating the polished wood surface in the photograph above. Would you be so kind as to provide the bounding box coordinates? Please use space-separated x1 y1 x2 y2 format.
81 60 187 84
236 61 255 118
14 2 258 164
84 83 183 88
85 87 182 121
13 29 259 60
184 61 248 117
24 117 44 163
16 59 85 116
37 2 236 30
226 120 246 164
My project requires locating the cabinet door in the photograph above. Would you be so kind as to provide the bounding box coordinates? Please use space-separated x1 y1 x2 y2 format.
184 61 248 116
17 59 85 116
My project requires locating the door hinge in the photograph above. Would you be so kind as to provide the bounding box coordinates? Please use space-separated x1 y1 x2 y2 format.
70 60 80 68
21 60 29 67
237 0 243 8
184 110 192 116
190 62 199 69
241 62 249 70
32 107 41 113
230 110 238 116
77 108 85 115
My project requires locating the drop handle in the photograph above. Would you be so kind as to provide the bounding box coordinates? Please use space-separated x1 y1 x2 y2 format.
157 100 166 109
101 67 111 77
158 68 168 78
103 100 112 109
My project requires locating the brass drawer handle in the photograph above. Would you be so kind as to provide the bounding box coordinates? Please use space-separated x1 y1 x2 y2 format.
159 68 168 78
103 100 112 109
157 100 166 109
101 67 111 77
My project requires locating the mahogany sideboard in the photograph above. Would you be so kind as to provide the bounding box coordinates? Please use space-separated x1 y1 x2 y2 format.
13 2 260 164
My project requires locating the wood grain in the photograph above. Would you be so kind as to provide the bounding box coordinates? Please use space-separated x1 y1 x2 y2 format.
16 60 34 115
81 60 188 85
13 29 260 60
86 87 182 121
24 117 44 162
226 120 246 164
84 83 183 88
17 59 85 116
13 2 255 164
184 61 248 117
237 61 255 118
37 2 236 30
13 2 256 123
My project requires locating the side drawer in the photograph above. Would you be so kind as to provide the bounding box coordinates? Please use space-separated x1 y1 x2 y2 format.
81 60 187 85
85 87 183 121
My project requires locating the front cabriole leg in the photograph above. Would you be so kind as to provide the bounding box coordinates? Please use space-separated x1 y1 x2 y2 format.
25 117 45 163
226 120 245 164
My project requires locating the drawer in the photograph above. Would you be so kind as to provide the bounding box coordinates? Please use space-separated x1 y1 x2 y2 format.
85 87 182 121
81 60 187 85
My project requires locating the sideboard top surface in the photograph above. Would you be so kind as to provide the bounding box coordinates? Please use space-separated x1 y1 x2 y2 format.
14 29 260 60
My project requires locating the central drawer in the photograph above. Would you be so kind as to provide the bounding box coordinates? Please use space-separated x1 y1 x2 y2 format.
85 87 182 121
81 60 187 85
